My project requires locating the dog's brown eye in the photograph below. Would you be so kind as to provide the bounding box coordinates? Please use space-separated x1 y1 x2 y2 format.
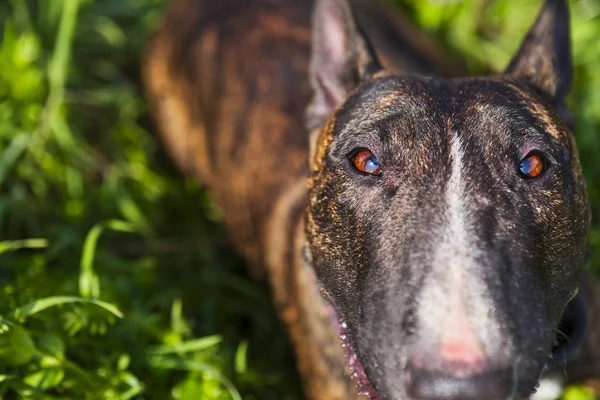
519 153 544 178
352 150 381 176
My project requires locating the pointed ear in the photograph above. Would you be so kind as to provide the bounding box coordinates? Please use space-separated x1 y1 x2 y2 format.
306 0 381 130
505 0 572 122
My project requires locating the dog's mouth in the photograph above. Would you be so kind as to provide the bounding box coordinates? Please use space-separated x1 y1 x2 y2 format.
321 294 382 399
319 286 587 400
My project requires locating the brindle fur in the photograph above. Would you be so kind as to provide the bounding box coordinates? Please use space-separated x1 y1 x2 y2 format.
143 0 600 398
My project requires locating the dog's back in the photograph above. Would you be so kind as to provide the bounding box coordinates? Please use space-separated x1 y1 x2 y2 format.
145 0 313 277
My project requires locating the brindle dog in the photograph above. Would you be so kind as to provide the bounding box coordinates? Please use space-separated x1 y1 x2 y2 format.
143 0 600 398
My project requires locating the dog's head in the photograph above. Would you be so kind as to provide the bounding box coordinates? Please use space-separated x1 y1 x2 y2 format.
305 0 591 399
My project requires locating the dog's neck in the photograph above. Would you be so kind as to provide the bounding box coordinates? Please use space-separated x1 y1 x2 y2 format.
263 176 358 397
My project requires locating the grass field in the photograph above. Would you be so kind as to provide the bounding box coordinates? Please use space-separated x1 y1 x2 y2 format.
0 0 599 399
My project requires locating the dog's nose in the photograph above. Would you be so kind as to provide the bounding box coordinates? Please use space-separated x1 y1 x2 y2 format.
405 364 513 400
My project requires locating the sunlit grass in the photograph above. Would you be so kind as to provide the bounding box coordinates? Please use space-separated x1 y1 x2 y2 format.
0 0 301 398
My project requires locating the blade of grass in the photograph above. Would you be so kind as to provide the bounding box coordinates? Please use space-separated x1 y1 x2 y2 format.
80 219 137 299
147 336 223 355
12 296 123 320
0 238 48 255
37 0 80 138
0 132 30 187
234 341 249 375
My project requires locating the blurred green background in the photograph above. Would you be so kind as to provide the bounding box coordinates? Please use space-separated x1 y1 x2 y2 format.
0 0 598 399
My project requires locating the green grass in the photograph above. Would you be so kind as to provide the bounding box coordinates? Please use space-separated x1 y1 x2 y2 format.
0 0 599 399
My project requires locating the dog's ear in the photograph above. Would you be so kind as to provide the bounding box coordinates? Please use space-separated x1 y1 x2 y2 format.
505 0 572 124
307 0 381 130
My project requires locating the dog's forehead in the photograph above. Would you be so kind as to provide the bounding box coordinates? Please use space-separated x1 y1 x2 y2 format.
335 75 571 146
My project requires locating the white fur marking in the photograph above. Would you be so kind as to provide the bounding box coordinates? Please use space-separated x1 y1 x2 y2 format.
531 377 565 400
418 133 507 364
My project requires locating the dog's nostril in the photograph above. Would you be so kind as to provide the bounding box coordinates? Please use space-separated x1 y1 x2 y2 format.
405 365 513 400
